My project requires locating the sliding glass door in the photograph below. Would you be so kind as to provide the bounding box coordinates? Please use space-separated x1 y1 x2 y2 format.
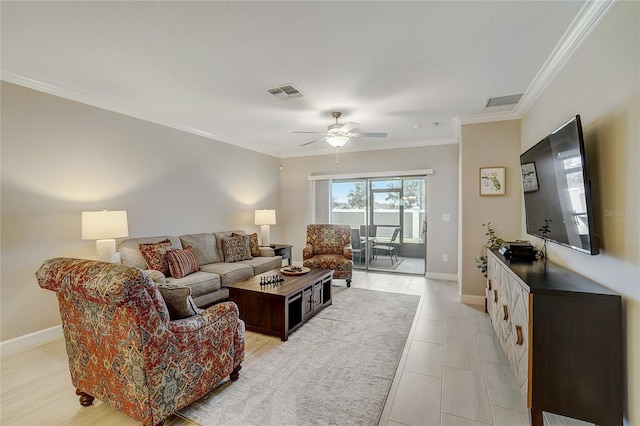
331 175 426 275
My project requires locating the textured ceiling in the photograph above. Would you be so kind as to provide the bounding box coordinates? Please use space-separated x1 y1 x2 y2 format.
1 1 589 158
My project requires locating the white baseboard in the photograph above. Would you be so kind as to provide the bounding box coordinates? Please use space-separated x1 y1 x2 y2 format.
425 272 458 281
1 325 63 356
459 294 486 306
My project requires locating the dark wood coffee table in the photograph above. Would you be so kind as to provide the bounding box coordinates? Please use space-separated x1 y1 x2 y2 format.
226 268 333 341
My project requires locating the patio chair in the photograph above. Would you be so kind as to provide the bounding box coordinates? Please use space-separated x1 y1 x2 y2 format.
350 228 365 265
359 224 377 239
374 227 400 265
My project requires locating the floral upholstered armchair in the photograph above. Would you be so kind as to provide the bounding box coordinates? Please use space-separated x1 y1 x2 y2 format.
36 258 245 426
303 224 353 287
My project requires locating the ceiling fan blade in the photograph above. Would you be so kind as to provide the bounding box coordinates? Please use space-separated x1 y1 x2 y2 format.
339 122 360 133
293 131 325 134
300 137 325 147
350 132 388 138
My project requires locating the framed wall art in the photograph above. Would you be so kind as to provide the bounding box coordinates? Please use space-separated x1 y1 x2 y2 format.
521 162 539 192
479 167 506 196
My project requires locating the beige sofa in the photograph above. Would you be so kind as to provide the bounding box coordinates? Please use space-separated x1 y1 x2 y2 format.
118 230 282 308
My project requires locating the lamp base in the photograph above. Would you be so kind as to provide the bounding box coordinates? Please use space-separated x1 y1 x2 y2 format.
96 239 117 263
260 225 271 247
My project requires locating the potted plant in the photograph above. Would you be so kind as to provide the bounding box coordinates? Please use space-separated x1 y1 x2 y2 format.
538 219 552 260
476 222 504 277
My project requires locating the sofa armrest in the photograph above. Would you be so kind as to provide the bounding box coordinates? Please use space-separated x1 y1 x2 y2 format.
259 247 275 257
303 244 314 260
167 301 239 334
343 244 353 261
145 269 167 285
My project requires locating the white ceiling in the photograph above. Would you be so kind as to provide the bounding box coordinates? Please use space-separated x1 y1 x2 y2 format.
2 1 596 158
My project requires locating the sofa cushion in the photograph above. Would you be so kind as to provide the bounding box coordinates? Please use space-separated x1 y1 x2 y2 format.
213 230 246 260
179 233 222 265
166 271 222 299
118 236 183 270
191 287 229 309
238 256 283 275
166 246 200 278
222 235 252 263
139 239 173 275
199 262 253 286
157 284 199 320
234 232 260 257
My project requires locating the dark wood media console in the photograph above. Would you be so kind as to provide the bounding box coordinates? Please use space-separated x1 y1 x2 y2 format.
226 268 333 341
486 250 622 426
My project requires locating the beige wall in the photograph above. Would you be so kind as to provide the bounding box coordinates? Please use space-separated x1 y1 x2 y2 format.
279 144 459 276
2 2 637 419
1 82 281 341
458 120 522 300
520 2 639 424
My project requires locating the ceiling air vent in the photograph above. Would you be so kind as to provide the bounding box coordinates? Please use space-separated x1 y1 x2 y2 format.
484 93 523 108
267 84 303 100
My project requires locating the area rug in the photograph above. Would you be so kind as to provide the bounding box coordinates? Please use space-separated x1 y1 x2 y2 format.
176 287 420 426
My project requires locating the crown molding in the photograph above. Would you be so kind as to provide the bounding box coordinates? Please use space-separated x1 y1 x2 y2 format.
515 0 616 116
458 0 616 125
454 110 520 126
279 137 458 159
1 69 92 103
1 70 451 159
1 69 285 158
3 1 615 155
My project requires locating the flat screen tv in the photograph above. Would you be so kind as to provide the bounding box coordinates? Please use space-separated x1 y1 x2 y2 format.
520 115 599 255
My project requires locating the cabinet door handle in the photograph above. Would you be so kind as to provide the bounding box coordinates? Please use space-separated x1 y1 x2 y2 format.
494 290 498 303
487 280 492 290
503 304 509 321
515 325 524 345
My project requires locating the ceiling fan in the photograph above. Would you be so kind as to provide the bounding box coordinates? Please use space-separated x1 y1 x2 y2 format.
294 112 387 147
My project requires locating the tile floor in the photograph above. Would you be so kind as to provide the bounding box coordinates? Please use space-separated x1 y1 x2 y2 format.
348 270 527 426
349 270 590 426
1 269 591 425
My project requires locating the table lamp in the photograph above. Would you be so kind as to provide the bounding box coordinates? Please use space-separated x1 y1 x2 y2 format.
82 210 129 262
254 209 276 247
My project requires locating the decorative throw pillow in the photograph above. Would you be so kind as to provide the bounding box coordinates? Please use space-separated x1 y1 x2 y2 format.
222 235 252 262
157 284 199 320
233 232 261 257
139 239 172 275
166 246 200 279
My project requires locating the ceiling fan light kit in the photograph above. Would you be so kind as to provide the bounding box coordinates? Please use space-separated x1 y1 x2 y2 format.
294 111 387 148
326 135 350 147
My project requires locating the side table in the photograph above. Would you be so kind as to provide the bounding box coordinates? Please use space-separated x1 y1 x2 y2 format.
271 244 292 265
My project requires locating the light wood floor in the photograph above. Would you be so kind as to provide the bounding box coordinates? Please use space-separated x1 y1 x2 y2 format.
1 271 582 425
1 317 282 425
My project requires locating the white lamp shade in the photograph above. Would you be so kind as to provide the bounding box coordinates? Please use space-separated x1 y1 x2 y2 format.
254 209 276 226
82 210 129 240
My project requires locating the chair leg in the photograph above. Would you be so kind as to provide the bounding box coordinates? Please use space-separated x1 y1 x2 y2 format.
230 364 242 381
76 388 94 406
